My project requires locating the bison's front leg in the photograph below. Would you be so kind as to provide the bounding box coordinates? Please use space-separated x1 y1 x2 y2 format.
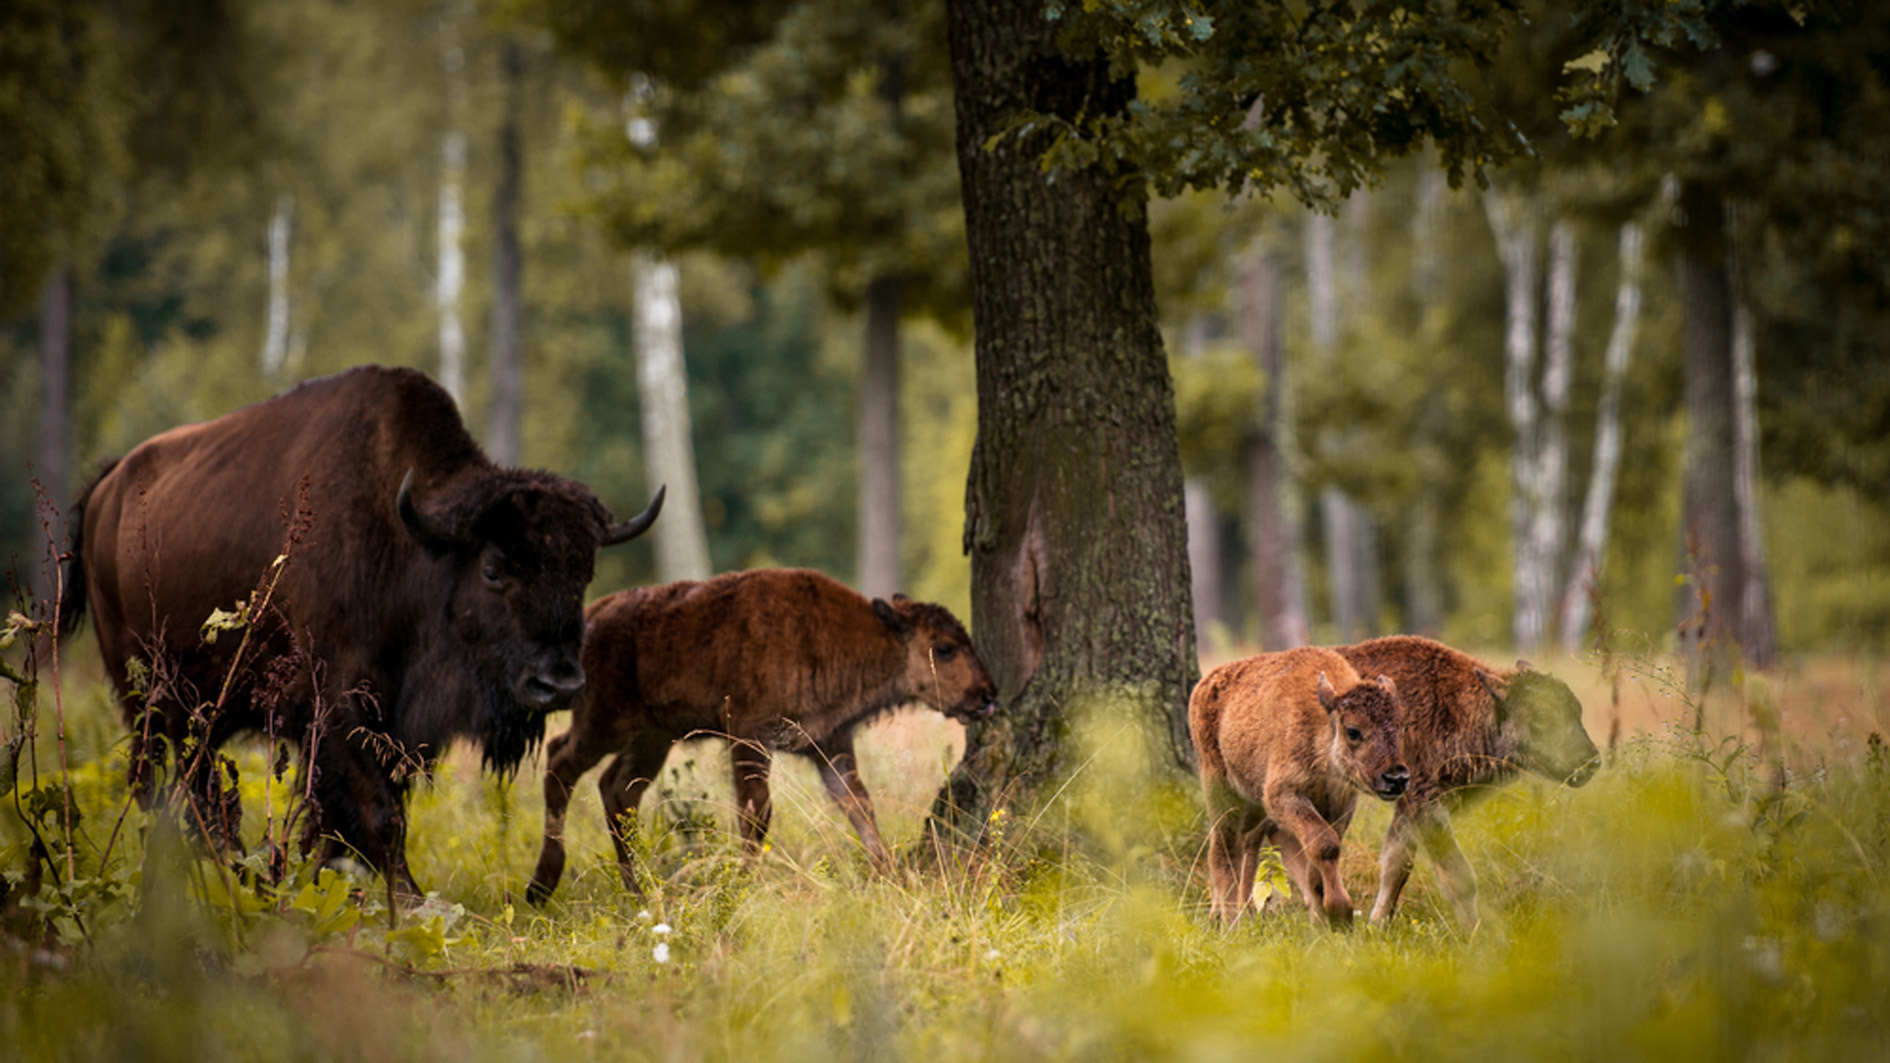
1266 789 1353 928
807 734 889 870
309 738 420 901
729 738 774 857
1370 802 1422 924
1413 806 1479 930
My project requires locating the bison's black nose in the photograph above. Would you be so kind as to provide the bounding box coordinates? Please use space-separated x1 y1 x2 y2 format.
1378 765 1410 798
1566 757 1600 788
519 667 586 710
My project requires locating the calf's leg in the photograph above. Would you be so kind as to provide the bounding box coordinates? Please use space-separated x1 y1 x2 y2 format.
1205 798 1263 926
1414 808 1479 930
808 733 890 870
595 731 674 895
730 739 775 857
1370 804 1422 924
1265 789 1353 927
528 724 620 902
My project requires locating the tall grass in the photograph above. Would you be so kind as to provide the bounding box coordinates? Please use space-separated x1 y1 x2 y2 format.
3 649 1888 1062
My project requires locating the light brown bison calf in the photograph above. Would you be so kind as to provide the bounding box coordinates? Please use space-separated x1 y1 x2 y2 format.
1336 636 1600 930
1191 647 1409 927
527 568 998 902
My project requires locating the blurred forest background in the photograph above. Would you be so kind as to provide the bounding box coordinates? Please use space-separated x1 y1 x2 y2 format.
3 0 1887 663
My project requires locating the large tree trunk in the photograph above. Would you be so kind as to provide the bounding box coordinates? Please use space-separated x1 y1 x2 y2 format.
37 265 72 602
934 0 1197 830
1236 242 1311 650
262 193 293 378
632 252 714 582
1675 184 1744 690
856 274 902 598
487 39 525 467
1560 221 1645 654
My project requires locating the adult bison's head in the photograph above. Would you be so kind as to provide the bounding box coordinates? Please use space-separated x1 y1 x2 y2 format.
1481 666 1600 787
398 469 662 767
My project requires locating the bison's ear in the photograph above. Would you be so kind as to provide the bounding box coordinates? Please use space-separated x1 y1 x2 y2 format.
1375 674 1399 702
1316 671 1340 714
872 598 912 636
1475 668 1510 719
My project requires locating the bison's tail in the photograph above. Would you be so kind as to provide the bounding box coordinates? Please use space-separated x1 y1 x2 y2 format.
54 457 117 640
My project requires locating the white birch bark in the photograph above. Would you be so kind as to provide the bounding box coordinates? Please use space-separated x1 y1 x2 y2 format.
1731 296 1777 666
633 252 713 582
1237 239 1311 649
1525 219 1577 649
262 193 293 377
1306 206 1375 640
1483 189 1544 650
437 129 467 405
1560 222 1644 654
856 276 902 599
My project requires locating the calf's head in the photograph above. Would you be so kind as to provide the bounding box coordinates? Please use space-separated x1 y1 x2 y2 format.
1479 666 1600 787
872 595 999 723
399 470 661 762
1316 671 1409 800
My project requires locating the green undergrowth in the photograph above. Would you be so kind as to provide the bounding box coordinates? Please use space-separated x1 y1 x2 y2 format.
4 663 1889 1061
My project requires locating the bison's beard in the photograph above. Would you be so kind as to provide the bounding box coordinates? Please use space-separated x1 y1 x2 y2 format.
478 694 546 777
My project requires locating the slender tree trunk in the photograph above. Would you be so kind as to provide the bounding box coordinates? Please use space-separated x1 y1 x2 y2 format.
857 274 903 598
1529 219 1577 649
37 265 72 601
437 127 468 405
1236 242 1311 650
1404 168 1446 636
1306 207 1375 640
1731 294 1777 667
1185 479 1222 645
1560 221 1645 654
632 252 713 582
934 0 1197 831
488 39 525 467
1675 183 1743 691
1484 189 1544 651
262 193 293 378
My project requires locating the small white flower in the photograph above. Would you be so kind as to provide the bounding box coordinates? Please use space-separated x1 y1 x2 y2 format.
652 942 671 964
652 922 672 936
636 909 653 924
984 949 1002 962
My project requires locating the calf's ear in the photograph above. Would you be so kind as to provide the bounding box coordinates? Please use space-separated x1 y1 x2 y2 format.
1316 671 1340 714
1475 668 1510 720
1374 674 1399 702
872 598 912 635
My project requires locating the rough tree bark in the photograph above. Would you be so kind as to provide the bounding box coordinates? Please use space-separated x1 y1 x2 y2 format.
932 0 1197 831
1560 221 1645 654
487 38 525 467
856 274 902 599
1235 241 1310 650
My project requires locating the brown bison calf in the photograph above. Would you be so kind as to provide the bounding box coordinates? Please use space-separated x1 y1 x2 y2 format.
1191 647 1409 927
528 568 998 901
1336 636 1600 930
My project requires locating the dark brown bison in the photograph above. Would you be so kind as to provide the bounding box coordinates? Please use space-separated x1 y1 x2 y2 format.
1190 647 1408 927
59 365 661 894
1335 635 1600 929
527 567 998 902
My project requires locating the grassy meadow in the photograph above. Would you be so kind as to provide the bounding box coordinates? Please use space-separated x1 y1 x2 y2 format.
4 637 1888 1062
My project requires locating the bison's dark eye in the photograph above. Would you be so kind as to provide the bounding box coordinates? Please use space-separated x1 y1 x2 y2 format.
481 562 504 589
1344 726 1363 743
932 643 957 661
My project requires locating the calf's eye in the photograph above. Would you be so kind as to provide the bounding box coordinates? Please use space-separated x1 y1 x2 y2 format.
1344 726 1363 742
933 643 957 661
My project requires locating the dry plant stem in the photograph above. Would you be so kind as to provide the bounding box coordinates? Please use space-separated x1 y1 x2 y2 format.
35 481 77 881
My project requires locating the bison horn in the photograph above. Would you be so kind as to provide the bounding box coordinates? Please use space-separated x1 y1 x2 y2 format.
397 469 465 553
602 484 666 547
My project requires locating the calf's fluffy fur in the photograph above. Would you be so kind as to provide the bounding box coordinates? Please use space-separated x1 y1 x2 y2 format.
528 568 997 901
1191 647 1409 927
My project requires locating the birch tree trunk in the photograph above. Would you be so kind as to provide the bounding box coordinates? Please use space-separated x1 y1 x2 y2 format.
1403 167 1446 635
487 39 524 467
1484 189 1545 651
856 274 902 598
1560 221 1644 654
1306 207 1376 640
437 125 468 405
1236 242 1311 649
1529 219 1577 648
633 252 713 582
1731 297 1778 667
262 193 293 378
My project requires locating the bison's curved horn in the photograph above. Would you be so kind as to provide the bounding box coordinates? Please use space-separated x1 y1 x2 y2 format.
397 469 465 553
602 484 666 547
